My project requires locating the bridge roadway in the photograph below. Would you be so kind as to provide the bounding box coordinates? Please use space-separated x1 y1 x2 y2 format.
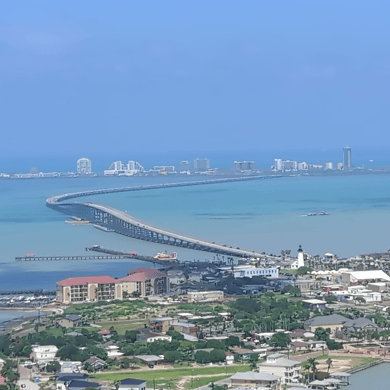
46 175 280 258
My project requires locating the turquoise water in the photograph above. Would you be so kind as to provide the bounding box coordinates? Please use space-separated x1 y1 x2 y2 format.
349 363 389 389
1 174 390 297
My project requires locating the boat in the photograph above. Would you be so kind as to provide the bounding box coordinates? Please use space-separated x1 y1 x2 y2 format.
318 211 329 216
153 252 178 261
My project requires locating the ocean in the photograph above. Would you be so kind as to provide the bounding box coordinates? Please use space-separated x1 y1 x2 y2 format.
349 363 389 389
1 173 390 322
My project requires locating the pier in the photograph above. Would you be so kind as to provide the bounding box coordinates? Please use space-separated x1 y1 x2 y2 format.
16 255 126 261
47 176 279 258
16 248 180 267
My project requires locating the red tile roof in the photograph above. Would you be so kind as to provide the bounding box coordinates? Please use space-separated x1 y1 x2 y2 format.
0 376 6 385
57 276 118 287
98 329 111 335
128 267 165 278
120 272 150 283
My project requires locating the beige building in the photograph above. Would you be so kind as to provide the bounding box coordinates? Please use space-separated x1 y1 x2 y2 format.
186 290 224 302
57 268 169 304
258 353 301 385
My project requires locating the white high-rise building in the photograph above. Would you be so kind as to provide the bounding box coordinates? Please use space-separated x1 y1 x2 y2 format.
325 162 334 170
274 159 283 171
282 160 298 171
77 158 92 174
104 160 144 175
297 162 308 171
194 158 210 172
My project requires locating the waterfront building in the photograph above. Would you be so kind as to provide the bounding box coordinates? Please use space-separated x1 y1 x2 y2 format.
343 146 352 169
282 160 298 171
179 160 190 171
104 160 144 175
77 158 92 174
234 161 256 171
194 158 210 172
56 268 169 304
258 353 301 385
274 159 283 171
297 162 308 170
229 372 281 388
234 266 279 279
120 267 169 297
325 162 334 170
337 162 343 170
153 165 175 173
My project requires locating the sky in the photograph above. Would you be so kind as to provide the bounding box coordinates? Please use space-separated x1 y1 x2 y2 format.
1 1 390 170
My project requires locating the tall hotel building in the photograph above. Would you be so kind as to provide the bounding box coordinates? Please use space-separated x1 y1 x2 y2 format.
77 157 92 174
343 147 352 169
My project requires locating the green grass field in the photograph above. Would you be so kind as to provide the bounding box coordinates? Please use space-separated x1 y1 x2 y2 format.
92 364 249 387
96 320 145 335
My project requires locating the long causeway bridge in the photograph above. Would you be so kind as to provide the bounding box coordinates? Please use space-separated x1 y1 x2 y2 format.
46 176 279 258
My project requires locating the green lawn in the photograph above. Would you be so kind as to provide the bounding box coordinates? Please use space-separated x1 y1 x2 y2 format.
91 364 249 387
96 320 145 335
185 375 228 389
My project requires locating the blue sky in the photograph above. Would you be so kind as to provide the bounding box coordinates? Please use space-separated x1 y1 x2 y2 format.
1 1 389 168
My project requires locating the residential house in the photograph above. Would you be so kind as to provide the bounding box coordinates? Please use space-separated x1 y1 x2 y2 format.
67 380 101 390
84 356 106 371
31 345 58 365
149 317 173 333
258 353 301 385
57 315 82 329
56 373 88 390
136 329 172 343
304 314 348 334
118 379 146 390
171 321 198 336
302 299 327 312
230 372 281 389
336 318 380 340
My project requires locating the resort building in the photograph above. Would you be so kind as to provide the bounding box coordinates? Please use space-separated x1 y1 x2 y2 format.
56 268 169 304
76 158 92 174
120 267 170 297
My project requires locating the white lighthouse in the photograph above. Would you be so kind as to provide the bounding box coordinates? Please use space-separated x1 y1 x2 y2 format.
297 245 305 268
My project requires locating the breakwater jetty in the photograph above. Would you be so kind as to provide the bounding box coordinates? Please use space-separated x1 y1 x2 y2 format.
47 175 279 257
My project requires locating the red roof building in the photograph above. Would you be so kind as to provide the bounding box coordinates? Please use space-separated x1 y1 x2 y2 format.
57 268 169 304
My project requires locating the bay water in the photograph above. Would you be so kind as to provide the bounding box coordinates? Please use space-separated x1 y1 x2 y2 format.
1 174 390 320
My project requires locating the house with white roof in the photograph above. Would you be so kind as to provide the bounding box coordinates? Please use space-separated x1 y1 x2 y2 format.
230 371 281 388
258 353 301 385
31 345 58 364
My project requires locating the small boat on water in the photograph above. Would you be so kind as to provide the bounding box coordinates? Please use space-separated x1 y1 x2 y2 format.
300 210 330 217
153 252 178 261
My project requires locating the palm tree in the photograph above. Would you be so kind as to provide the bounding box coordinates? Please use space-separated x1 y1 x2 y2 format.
307 358 318 381
326 358 333 373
